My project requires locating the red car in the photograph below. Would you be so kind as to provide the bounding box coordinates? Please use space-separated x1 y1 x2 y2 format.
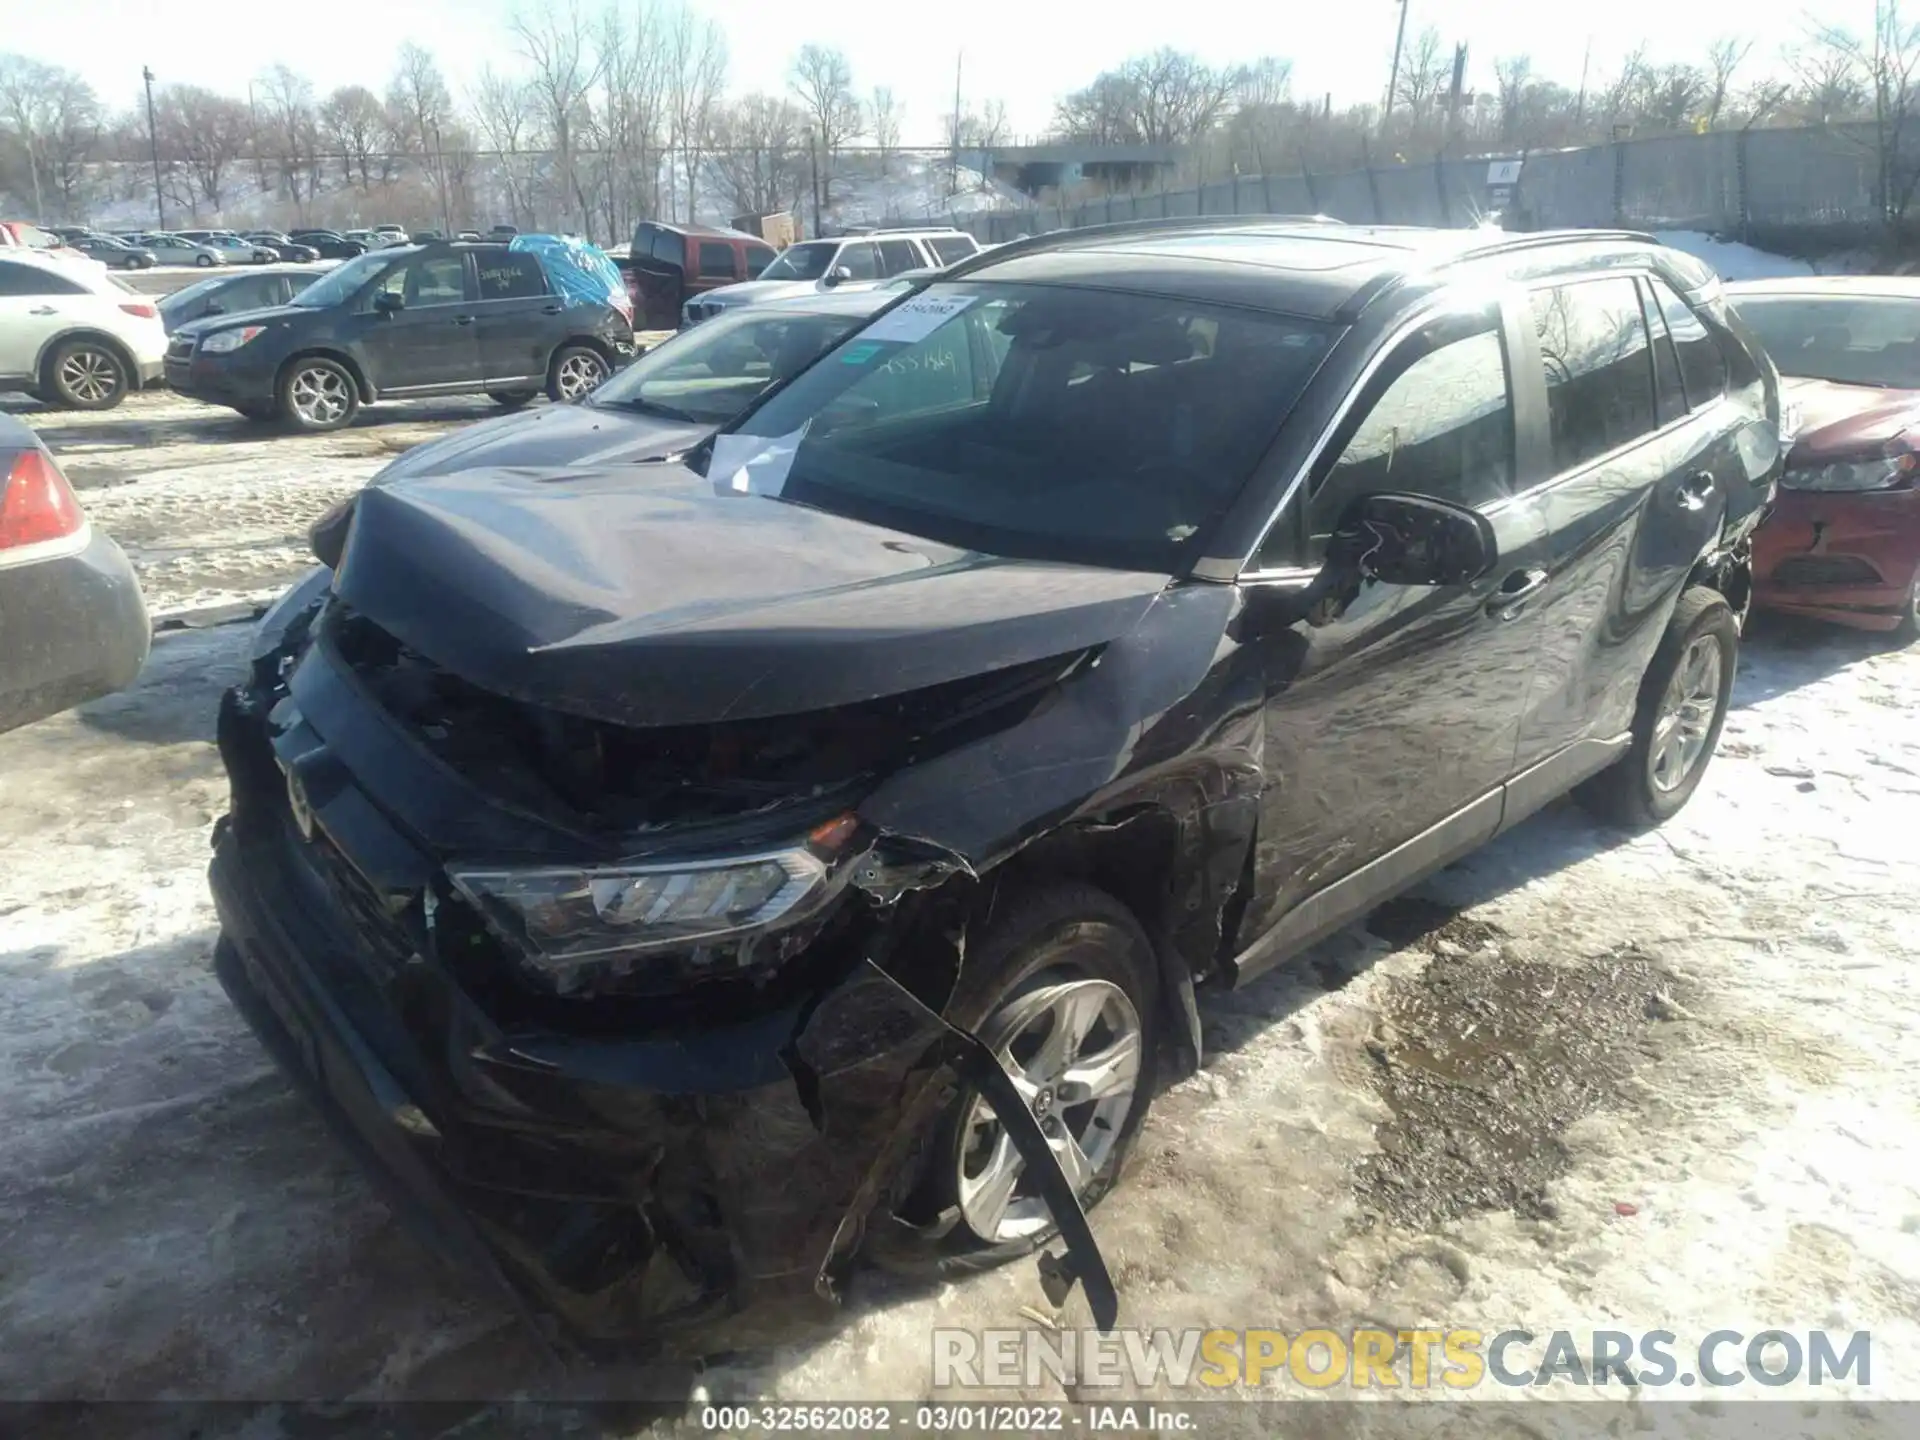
1729 276 1920 637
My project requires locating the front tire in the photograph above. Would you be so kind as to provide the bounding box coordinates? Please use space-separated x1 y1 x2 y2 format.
1575 586 1738 829
43 338 129 410
1894 568 1920 643
277 357 359 433
548 344 609 402
195 254 215 268
890 882 1160 1270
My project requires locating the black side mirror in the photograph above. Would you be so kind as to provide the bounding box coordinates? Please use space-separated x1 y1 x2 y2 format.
204 301 225 316
1328 492 1497 588
373 291 405 315
823 265 854 287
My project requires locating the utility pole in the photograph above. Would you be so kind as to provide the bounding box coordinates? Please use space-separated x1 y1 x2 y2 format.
1574 37 1593 128
950 51 964 198
1382 0 1410 133
807 128 822 237
143 66 165 229
432 123 453 235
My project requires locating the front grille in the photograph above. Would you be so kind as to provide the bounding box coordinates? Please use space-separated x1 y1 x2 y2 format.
167 337 194 359
1770 555 1883 587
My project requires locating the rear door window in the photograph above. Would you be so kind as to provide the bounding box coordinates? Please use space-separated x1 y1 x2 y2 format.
930 236 979 265
1530 278 1657 473
1637 279 1689 426
1649 277 1728 409
876 239 922 276
476 251 547 300
649 228 686 270
697 242 737 279
0 263 84 296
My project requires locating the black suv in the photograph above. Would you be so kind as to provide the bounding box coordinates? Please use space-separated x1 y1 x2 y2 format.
208 220 1780 1349
167 241 636 431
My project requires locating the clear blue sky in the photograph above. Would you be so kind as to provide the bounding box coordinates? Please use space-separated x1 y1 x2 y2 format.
10 0 1845 142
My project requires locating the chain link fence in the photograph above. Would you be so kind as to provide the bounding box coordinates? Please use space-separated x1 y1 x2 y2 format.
938 123 1902 245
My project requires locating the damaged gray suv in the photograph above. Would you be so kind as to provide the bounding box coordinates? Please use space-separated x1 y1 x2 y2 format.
208 218 1781 1352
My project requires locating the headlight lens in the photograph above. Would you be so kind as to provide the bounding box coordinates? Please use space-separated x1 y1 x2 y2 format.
450 846 834 992
1781 453 1916 492
200 325 266 354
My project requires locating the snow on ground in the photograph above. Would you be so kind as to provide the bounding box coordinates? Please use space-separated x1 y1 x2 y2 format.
1652 231 1820 282
0 392 1917 1434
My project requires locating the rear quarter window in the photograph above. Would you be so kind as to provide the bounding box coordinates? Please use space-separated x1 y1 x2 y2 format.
1649 277 1728 409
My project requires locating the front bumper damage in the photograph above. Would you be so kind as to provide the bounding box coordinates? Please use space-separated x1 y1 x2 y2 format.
208 669 1119 1353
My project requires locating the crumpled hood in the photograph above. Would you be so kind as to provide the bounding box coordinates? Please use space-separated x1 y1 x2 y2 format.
1782 375 1920 461
331 466 1169 727
374 400 712 483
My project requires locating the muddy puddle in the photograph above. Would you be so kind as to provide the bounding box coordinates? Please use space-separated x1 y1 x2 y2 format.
1356 896 1682 1229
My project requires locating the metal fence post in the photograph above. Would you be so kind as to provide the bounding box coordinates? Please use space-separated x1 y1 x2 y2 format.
1362 141 1385 222
1735 128 1752 242
1298 159 1315 214
1263 170 1275 213
1232 172 1241 213
1611 141 1628 227
1435 152 1451 225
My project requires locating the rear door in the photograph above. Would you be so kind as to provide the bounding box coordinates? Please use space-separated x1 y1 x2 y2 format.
630 225 685 328
1506 273 1729 788
471 248 559 388
352 251 482 393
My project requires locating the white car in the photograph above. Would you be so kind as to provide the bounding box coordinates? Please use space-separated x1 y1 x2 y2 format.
680 228 983 324
0 251 167 409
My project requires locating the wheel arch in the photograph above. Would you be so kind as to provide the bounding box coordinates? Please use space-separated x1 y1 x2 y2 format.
277 347 373 403
33 328 139 390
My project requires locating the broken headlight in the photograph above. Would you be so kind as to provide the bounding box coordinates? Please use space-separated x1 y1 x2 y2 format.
448 845 836 990
1782 452 1917 492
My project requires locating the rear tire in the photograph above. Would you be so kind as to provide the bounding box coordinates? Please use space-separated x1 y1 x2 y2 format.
43 338 129 410
884 881 1160 1273
1574 586 1738 830
547 344 609 402
1894 569 1920 643
488 389 538 409
195 254 215 268
276 357 359 433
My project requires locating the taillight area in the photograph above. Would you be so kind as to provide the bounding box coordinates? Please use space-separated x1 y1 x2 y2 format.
0 448 85 551
119 301 158 319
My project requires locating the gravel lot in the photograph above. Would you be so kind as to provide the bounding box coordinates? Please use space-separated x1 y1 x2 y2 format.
1 388 1917 1437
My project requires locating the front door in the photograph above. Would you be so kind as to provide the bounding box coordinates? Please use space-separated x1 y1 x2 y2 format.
471 248 560 389
1233 303 1554 975
355 251 481 393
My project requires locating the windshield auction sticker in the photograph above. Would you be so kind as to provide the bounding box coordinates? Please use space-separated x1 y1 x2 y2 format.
857 294 977 344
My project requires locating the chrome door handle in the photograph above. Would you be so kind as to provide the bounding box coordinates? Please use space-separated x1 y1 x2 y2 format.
28 305 55 316
1487 567 1549 620
454 314 475 326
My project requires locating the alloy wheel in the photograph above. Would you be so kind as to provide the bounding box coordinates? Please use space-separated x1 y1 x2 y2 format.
290 367 352 426
555 352 607 398
58 348 121 405
955 978 1143 1244
1649 634 1723 793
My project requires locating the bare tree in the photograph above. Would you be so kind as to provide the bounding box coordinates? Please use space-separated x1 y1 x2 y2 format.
789 44 859 206
582 0 671 243
388 43 455 225
667 4 727 222
1644 65 1707 131
1601 45 1652 130
0 56 104 220
1392 28 1453 130
512 0 603 232
710 93 808 215
1706 37 1753 128
472 66 539 228
1814 2 1920 229
256 64 320 211
319 85 384 189
156 86 250 212
870 85 901 174
1789 37 1869 123
1055 50 1244 147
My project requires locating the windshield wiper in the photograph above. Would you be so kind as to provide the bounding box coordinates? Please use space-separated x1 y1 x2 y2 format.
593 394 705 422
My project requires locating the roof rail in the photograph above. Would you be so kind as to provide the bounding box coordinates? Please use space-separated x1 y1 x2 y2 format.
1447 227 1662 263
939 212 1347 281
